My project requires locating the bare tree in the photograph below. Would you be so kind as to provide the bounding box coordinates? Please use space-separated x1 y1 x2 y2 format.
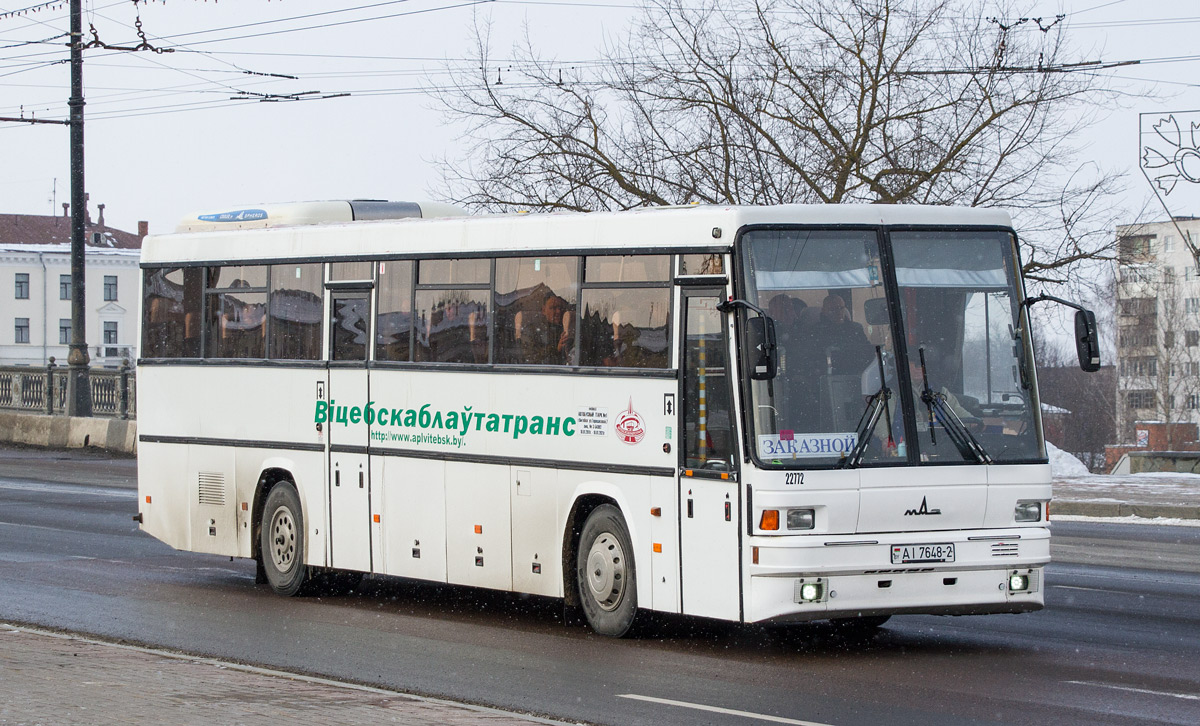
432 0 1125 282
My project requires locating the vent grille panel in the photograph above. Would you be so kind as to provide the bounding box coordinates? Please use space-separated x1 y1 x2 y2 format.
198 472 226 506
991 542 1019 557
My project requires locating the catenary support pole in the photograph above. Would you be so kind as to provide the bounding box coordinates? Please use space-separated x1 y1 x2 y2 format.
66 0 91 417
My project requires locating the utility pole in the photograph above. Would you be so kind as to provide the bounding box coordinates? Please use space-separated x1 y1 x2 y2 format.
66 0 91 417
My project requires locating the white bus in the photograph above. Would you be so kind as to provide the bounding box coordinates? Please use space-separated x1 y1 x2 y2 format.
136 201 1099 636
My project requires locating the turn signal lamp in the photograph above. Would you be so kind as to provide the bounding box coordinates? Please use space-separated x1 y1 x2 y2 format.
759 509 780 531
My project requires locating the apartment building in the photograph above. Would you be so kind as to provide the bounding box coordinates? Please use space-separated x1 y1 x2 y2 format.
1114 216 1200 447
0 207 145 367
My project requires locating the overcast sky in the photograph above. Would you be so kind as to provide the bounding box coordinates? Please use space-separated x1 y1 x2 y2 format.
2 0 1199 237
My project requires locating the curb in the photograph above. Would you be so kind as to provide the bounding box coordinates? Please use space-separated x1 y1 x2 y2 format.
1052 500 1200 520
0 411 136 455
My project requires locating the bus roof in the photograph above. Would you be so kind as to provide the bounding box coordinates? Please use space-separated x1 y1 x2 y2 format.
142 203 1015 266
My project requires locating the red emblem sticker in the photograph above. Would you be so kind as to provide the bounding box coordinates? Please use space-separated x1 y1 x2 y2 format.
614 399 646 445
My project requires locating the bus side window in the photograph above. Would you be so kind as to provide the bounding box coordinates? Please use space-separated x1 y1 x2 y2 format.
414 257 491 364
579 255 671 369
495 256 579 366
269 263 323 360
203 265 268 359
375 260 414 362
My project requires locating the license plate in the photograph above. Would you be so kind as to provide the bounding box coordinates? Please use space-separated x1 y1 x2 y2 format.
891 543 955 564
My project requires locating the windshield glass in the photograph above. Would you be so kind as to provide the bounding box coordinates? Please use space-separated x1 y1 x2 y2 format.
742 229 902 467
891 230 1043 463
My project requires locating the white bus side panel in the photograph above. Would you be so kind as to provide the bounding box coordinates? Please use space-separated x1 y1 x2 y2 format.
649 475 680 613
511 466 561 598
446 461 513 590
374 456 447 581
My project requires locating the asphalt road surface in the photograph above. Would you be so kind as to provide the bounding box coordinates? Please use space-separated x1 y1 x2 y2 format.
0 449 1197 726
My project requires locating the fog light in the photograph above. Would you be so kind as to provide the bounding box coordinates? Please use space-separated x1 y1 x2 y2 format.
1009 573 1029 592
799 582 822 602
786 508 815 530
1014 500 1042 523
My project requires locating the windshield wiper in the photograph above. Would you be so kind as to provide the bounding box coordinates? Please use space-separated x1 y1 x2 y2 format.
916 347 992 464
839 347 893 469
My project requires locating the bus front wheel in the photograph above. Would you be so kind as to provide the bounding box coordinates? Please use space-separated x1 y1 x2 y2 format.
260 483 308 596
576 504 638 637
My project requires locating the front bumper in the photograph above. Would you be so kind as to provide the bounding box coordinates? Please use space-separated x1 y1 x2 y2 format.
745 527 1048 623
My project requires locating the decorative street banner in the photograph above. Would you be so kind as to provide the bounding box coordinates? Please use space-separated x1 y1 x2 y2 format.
1140 111 1200 215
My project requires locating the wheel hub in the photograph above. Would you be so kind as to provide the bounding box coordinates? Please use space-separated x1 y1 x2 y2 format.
269 507 296 573
585 531 626 612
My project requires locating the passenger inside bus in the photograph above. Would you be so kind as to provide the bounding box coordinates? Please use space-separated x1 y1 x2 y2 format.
518 294 575 365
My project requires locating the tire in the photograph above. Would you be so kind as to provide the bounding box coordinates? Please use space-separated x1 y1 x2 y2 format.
576 504 638 637
260 483 309 596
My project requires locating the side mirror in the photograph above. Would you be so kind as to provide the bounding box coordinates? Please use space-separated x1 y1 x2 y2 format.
1075 309 1101 372
746 315 778 380
863 297 889 326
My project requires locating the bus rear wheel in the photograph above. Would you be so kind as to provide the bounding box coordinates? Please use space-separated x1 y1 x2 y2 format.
576 504 638 637
260 483 309 596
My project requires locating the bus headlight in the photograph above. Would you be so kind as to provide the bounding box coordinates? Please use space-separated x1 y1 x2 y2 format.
1014 500 1042 523
1009 573 1030 592
786 508 815 530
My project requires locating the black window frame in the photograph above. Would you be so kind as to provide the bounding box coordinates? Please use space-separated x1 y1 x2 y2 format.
14 273 29 300
14 317 30 344
103 275 118 302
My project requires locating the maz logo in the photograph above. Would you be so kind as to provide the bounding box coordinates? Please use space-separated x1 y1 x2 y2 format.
905 497 942 516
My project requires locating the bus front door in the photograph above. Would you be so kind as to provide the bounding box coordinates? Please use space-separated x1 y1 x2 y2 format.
678 289 741 621
326 290 373 573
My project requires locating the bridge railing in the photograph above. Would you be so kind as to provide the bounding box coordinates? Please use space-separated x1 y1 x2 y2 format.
0 359 135 419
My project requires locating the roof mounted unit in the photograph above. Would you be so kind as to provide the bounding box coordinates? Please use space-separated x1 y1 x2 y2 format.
175 200 468 233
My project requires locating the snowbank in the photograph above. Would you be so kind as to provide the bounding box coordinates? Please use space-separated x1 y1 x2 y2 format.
1047 441 1091 477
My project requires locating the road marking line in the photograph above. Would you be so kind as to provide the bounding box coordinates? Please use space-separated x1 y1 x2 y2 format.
618 694 835 725
0 480 134 499
1066 681 1200 701
1050 585 1118 593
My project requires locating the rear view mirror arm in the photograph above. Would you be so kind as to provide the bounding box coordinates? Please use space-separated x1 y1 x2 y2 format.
1021 294 1102 373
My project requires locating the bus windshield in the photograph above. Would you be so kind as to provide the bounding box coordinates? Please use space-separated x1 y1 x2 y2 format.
741 227 1042 467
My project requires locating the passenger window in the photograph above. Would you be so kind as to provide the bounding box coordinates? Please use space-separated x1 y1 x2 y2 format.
142 267 202 358
579 253 672 369
329 261 373 281
204 266 268 359
419 259 490 285
269 263 323 360
414 290 490 363
578 287 670 368
679 254 724 276
585 255 670 283
205 290 267 358
375 260 414 362
495 257 579 365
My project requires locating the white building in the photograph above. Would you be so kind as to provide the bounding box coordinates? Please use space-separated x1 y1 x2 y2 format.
0 210 145 368
1114 217 1200 444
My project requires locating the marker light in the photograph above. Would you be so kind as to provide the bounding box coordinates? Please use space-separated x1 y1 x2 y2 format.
786 508 815 530
799 582 823 602
1014 500 1042 523
760 510 780 531
1009 573 1030 592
